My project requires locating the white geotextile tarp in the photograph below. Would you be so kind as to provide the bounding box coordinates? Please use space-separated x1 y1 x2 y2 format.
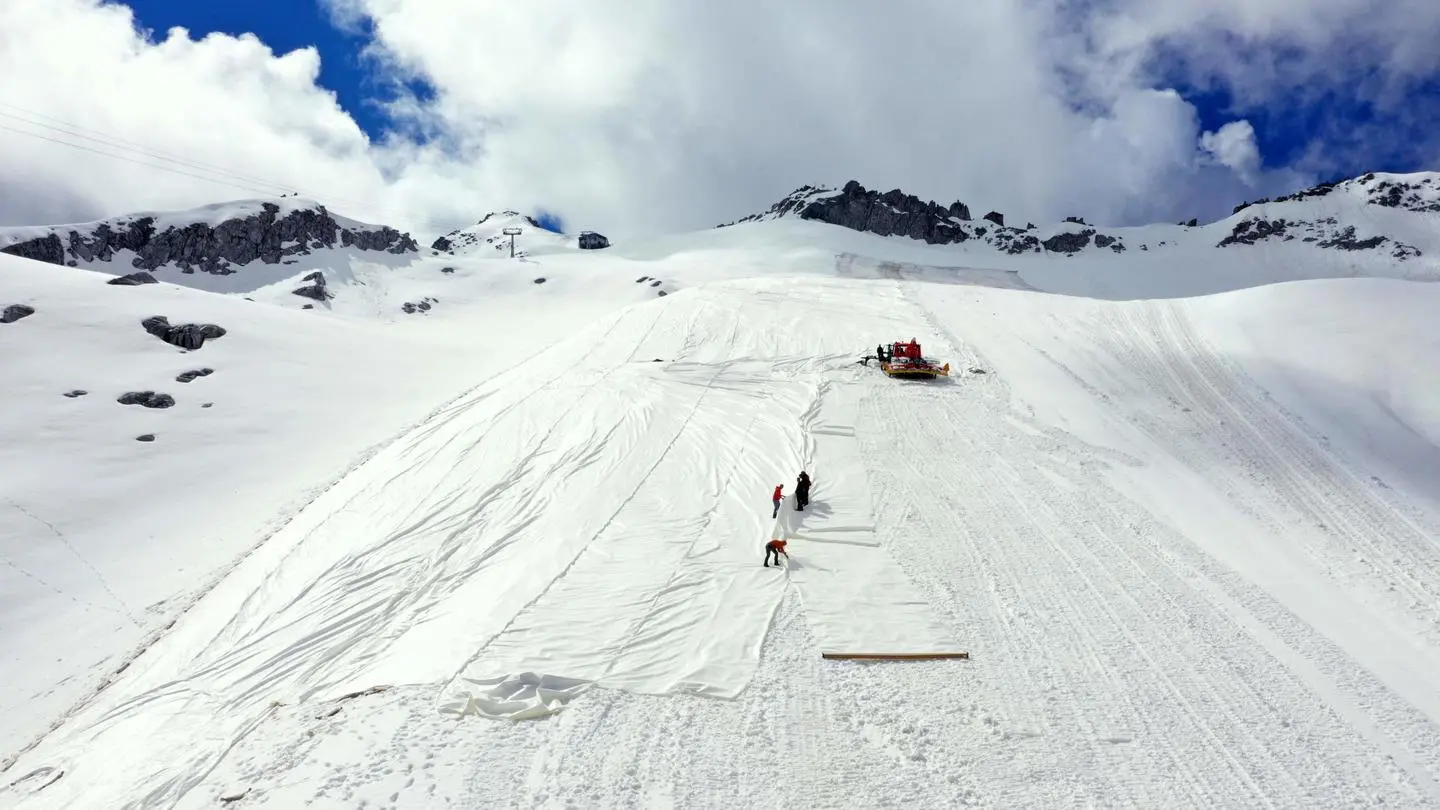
779 382 962 656
440 364 816 718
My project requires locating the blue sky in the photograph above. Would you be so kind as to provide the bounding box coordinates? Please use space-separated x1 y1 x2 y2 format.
125 0 392 137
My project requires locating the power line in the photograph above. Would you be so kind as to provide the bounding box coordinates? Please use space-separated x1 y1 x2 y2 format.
0 104 296 195
0 119 468 234
0 99 479 227
0 122 280 197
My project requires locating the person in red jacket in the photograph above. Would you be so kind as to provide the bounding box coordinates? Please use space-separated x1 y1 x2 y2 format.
771 484 784 518
764 539 789 567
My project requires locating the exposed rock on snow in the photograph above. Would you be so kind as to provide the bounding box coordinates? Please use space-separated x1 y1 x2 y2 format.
1232 173 1440 217
107 271 159 286
533 277 547 284
789 181 976 245
2 303 35 323
1366 176 1440 212
136 434 156 442
728 180 1126 256
63 390 87 398
291 270 331 301
401 297 438 314
1218 219 1291 247
1043 231 1094 254
1318 226 1387 251
176 368 214 383
718 184 849 226
0 201 418 276
578 231 610 250
2 232 64 264
429 212 561 258
142 315 227 350
117 391 175 409
1218 215 1421 258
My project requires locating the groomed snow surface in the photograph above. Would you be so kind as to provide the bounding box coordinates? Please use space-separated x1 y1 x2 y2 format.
3 215 1440 808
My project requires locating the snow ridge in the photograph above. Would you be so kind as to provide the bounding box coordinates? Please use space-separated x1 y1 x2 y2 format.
730 171 1440 263
0 198 419 280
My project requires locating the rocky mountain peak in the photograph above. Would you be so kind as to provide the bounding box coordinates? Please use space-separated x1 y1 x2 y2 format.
724 180 1127 257
0 200 418 276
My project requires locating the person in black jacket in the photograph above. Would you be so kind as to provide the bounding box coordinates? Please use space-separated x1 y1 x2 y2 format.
795 471 812 511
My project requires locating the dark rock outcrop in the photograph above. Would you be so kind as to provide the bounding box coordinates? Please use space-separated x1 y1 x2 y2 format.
1217 215 1418 258
578 231 609 250
401 297 437 314
107 271 158 286
725 181 1122 256
533 277 547 284
136 434 156 442
1318 226 1387 251
142 316 226 350
1 202 418 274
176 368 214 383
1043 231 1093 254
1218 218 1290 247
786 181 976 245
3 233 64 264
292 270 331 301
1364 176 1440 213
117 391 175 409
63 390 87 398
2 304 35 323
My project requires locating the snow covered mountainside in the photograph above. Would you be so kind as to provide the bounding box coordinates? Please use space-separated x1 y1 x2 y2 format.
727 172 1440 274
3 173 1440 808
0 199 418 293
428 211 576 259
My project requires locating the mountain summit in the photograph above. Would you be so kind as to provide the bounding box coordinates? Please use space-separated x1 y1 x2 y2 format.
0 198 418 290
725 172 1440 263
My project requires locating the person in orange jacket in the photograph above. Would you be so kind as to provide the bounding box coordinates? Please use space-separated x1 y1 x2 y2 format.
771 484 784 518
764 539 789 567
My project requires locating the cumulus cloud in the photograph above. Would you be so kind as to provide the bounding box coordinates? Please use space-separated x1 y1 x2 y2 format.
1201 121 1263 183
1 0 1436 239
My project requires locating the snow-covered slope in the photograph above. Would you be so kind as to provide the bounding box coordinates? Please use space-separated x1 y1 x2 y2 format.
725 172 1440 285
0 251 652 773
3 182 1440 808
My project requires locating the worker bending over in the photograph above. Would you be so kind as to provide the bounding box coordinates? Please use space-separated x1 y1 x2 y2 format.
764 539 789 567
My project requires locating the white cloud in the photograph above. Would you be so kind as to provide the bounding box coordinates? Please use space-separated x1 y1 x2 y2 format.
1201 120 1262 183
1 0 1435 239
